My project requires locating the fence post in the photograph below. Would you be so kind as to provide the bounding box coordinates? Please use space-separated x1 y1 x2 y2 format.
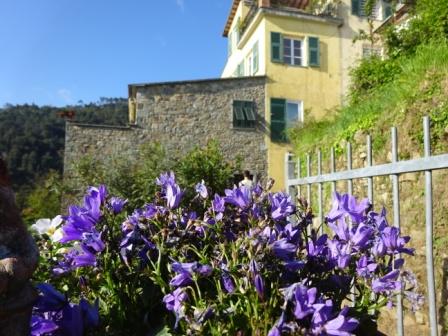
346 142 353 195
330 147 336 193
297 157 301 198
284 152 290 193
391 127 404 336
424 116 438 336
366 135 373 204
317 149 323 234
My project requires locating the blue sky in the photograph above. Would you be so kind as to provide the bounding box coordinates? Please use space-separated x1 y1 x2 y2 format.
0 0 230 106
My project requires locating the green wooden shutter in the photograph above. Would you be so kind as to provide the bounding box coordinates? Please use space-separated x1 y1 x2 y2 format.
253 41 259 74
270 98 286 142
233 101 244 127
351 0 360 15
383 3 393 19
271 32 283 63
308 37 320 67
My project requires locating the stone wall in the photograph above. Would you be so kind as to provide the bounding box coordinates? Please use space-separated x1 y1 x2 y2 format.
133 76 267 177
64 123 138 193
64 76 268 189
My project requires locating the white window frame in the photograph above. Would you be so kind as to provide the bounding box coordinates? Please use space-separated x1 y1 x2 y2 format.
283 38 303 66
285 100 304 125
246 53 253 76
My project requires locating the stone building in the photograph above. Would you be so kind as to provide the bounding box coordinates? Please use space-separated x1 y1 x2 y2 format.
64 77 267 187
65 0 396 190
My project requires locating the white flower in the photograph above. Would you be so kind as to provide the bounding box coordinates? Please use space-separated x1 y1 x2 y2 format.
31 215 64 242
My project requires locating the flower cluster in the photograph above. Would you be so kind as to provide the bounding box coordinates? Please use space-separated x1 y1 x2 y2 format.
52 186 127 274
32 172 422 335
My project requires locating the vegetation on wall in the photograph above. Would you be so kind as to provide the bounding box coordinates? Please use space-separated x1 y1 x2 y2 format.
72 140 242 210
288 0 448 155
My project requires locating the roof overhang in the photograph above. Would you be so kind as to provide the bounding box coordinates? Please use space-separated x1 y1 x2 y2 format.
223 0 241 37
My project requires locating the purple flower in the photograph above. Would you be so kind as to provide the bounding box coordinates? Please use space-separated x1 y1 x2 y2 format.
212 194 225 213
222 272 236 293
312 300 334 326
166 183 183 209
327 239 351 269
356 255 377 278
268 312 286 336
224 186 251 209
317 307 359 336
351 223 373 249
170 272 193 287
156 171 176 190
249 259 259 277
284 260 306 272
293 285 317 319
81 230 105 253
79 298 100 329
269 192 296 220
171 261 199 274
31 315 59 336
271 238 297 260
254 274 265 300
280 223 300 244
108 196 127 214
72 246 97 268
83 186 106 221
169 261 212 286
307 234 328 257
327 192 369 224
372 237 387 257
328 218 350 242
372 270 402 293
35 283 67 312
59 206 96 243
197 264 213 277
381 226 414 255
260 226 277 244
195 180 208 199
163 288 188 325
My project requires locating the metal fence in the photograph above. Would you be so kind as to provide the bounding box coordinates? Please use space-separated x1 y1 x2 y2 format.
284 116 447 336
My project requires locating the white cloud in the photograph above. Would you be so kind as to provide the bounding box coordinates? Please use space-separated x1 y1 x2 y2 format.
175 0 185 11
57 88 74 104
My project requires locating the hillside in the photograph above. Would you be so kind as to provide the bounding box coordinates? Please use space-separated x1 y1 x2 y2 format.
0 99 128 196
289 42 448 335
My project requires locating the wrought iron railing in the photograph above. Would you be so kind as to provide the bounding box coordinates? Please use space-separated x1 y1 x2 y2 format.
284 116 443 336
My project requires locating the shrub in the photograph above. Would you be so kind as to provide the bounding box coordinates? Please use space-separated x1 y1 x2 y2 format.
31 173 422 335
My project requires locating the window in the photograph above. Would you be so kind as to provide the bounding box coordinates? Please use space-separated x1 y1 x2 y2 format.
271 32 319 67
233 100 256 129
228 32 233 58
252 41 259 74
352 0 379 19
246 54 253 76
283 38 303 66
245 42 259 76
270 98 303 142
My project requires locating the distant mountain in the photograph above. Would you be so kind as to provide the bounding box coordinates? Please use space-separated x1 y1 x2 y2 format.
0 98 128 192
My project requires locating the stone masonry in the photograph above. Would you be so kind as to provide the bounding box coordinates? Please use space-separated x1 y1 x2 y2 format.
64 76 268 187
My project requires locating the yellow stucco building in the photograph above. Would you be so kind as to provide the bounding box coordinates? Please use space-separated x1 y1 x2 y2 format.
221 0 392 190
